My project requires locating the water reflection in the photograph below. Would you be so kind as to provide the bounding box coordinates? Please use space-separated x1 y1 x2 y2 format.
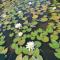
0 54 5 60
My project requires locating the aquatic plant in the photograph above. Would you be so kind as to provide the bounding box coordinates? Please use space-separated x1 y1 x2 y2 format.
0 0 60 60
51 0 60 4
50 34 59 41
40 16 48 22
49 40 59 49
0 33 8 54
49 40 60 59
29 55 43 60
54 48 60 59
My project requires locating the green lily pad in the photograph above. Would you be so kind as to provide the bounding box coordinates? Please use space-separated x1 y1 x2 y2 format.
33 48 39 57
22 47 29 54
50 34 59 41
23 55 28 60
49 41 59 49
54 52 60 59
35 41 41 48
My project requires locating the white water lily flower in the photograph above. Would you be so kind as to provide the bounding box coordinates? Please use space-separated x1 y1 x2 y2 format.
18 32 23 36
15 23 22 29
18 11 22 14
26 41 34 51
53 7 56 10
28 2 32 5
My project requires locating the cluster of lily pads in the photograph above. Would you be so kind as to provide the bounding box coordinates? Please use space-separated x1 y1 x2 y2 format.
0 0 60 60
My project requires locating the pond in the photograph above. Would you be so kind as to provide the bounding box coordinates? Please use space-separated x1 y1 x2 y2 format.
0 0 60 60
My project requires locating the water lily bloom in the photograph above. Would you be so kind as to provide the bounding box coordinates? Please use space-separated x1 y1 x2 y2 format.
28 2 32 5
18 32 23 36
15 23 22 29
26 41 34 51
18 11 22 14
53 7 56 10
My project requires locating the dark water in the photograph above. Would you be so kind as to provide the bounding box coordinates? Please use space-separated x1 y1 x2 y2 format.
0 53 16 60
40 43 59 60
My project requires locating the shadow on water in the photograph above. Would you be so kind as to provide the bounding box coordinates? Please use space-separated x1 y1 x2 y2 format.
6 52 16 60
40 42 59 60
0 54 5 60
3 30 16 60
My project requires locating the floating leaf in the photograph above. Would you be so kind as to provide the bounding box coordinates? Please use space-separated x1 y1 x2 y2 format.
23 55 28 60
32 14 38 19
13 37 20 43
37 55 43 60
15 46 22 55
22 26 28 29
0 40 5 45
22 47 29 54
55 48 60 53
50 34 59 41
26 28 31 32
18 39 25 46
32 21 38 25
35 41 41 48
46 26 53 33
37 35 41 40
33 48 39 57
1 48 8 54
31 37 35 40
37 28 43 33
49 41 59 49
51 15 59 21
41 16 48 22
29 56 37 60
30 55 43 60
22 34 28 39
42 31 48 36
0 47 8 54
16 54 22 60
40 34 49 42
0 32 3 36
37 10 41 15
0 36 5 40
9 33 14 37
31 31 38 37
11 43 18 49
42 5 48 11
22 17 27 20
54 52 60 59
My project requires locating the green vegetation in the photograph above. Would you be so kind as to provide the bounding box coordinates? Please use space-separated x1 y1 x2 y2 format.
0 0 60 60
